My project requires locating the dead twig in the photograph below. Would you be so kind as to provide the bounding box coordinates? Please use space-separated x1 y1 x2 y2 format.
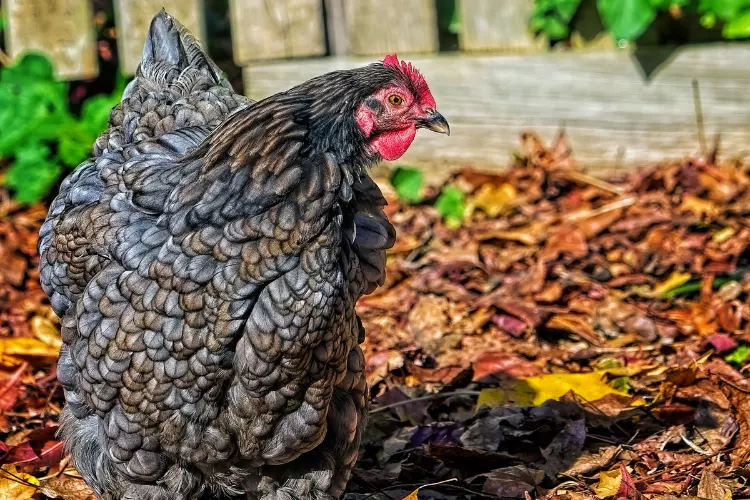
369 390 480 414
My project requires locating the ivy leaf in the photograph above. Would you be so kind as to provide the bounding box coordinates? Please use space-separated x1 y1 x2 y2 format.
722 9 750 38
390 167 424 203
435 185 465 228
598 0 657 41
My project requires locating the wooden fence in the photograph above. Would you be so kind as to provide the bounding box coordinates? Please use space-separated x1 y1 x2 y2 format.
4 0 750 177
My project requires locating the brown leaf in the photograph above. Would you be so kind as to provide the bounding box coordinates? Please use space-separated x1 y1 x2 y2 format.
697 469 731 500
482 466 544 499
563 446 620 477
39 475 98 500
541 226 589 262
471 352 542 381
546 314 602 346
722 380 750 467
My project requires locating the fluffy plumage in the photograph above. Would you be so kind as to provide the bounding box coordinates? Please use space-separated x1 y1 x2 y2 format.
39 11 443 500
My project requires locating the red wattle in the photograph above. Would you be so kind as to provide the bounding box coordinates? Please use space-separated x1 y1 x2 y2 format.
369 126 416 161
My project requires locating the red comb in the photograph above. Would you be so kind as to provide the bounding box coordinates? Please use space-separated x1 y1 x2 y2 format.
382 54 436 108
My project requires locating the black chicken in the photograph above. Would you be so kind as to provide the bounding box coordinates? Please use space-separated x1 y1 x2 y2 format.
39 11 448 500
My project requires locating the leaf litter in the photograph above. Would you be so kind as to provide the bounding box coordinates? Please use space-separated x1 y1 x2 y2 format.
2 132 750 498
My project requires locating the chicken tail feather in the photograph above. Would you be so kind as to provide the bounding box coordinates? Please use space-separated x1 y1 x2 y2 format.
93 10 249 156
138 9 228 90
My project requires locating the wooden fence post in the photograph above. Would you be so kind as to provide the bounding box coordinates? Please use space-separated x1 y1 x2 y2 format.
458 0 541 52
3 0 98 80
229 0 326 63
341 0 438 56
113 0 206 75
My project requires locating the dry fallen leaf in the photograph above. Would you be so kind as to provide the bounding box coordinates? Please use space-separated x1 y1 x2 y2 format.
465 182 518 218
594 463 636 499
476 372 629 408
30 316 62 350
653 271 692 297
39 475 98 500
0 337 59 358
0 465 39 500
698 469 732 500
594 467 622 499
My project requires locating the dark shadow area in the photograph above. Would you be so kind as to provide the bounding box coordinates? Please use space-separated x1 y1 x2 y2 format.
204 0 244 92
343 372 729 499
435 0 460 52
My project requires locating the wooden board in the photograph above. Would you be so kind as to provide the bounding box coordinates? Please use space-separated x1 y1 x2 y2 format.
229 0 325 63
342 0 438 56
114 0 205 75
3 0 97 80
243 45 750 182
459 0 541 52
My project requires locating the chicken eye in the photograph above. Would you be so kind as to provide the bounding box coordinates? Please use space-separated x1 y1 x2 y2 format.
388 94 404 106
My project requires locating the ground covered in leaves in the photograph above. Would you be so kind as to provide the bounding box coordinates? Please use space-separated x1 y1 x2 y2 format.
1 132 750 499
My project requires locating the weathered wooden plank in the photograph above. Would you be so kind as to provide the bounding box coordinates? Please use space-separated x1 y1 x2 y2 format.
114 0 205 75
243 45 750 181
342 0 438 56
325 0 348 56
3 0 97 80
458 0 541 52
229 0 325 63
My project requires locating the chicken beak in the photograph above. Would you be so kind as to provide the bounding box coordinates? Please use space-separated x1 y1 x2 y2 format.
417 109 450 136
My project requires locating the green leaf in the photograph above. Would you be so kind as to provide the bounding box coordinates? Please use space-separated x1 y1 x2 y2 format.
611 376 632 392
556 0 584 21
4 146 62 203
699 0 750 20
543 17 571 40
390 167 424 203
435 185 465 228
726 345 750 365
701 12 717 28
530 0 582 39
448 6 461 34
597 0 657 41
723 9 750 38
649 0 688 8
10 52 55 81
58 134 91 167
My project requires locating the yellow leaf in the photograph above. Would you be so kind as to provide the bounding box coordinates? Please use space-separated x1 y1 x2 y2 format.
712 227 735 244
0 465 39 500
477 372 628 408
466 182 517 218
653 272 692 297
0 337 59 358
400 478 456 500
403 490 418 500
594 468 622 498
680 195 719 218
30 316 62 350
